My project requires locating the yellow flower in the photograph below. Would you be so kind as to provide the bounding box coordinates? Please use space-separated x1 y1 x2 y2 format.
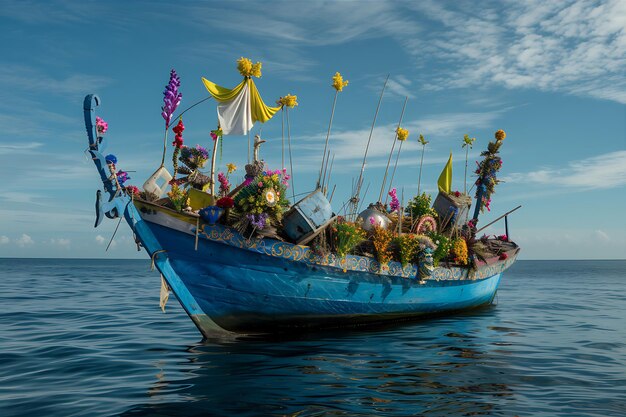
396 127 409 141
332 72 349 91
418 134 429 146
463 134 476 148
237 57 262 78
495 129 506 141
279 94 298 108
226 163 237 174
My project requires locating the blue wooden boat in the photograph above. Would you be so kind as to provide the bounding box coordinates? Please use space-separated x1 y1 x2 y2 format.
84 94 520 337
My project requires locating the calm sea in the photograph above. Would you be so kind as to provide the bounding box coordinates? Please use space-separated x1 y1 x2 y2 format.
0 258 624 417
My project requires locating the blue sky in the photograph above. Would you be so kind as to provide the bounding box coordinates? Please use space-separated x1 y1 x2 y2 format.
0 0 624 259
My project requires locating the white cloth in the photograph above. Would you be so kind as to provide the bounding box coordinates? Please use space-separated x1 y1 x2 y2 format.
217 82 253 135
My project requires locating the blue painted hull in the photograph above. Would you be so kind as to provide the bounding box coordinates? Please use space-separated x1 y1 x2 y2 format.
135 210 515 335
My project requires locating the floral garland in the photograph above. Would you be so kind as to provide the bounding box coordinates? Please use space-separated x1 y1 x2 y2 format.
474 130 506 213
171 145 210 190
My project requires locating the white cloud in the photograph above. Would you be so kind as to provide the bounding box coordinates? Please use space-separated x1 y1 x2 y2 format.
50 238 71 248
16 234 34 247
504 151 626 190
411 0 626 103
594 230 610 243
95 235 106 245
0 236 9 244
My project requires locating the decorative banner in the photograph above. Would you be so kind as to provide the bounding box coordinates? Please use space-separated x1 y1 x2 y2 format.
438 152 453 193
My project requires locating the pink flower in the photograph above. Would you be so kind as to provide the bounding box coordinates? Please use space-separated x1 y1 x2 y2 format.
258 182 263 187
388 188 400 212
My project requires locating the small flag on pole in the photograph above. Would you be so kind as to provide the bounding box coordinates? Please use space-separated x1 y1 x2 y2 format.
438 152 453 193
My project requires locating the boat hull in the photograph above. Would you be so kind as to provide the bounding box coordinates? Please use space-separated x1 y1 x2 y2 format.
135 204 516 335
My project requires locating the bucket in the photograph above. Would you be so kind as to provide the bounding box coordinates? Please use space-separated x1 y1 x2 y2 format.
143 166 173 198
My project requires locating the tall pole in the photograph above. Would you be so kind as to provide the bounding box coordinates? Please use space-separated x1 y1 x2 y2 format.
378 96 408 203
317 91 339 189
352 74 389 216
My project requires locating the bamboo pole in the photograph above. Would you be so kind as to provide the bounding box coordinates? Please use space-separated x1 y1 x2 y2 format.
286 108 296 203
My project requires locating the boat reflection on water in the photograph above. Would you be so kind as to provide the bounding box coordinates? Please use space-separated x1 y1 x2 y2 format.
121 308 518 416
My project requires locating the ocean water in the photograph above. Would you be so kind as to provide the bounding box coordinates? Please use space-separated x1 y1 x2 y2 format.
0 259 624 417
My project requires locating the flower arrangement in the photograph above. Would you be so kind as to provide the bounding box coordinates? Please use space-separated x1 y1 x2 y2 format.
371 225 393 267
394 234 420 268
116 171 130 187
278 94 298 108
170 145 211 190
332 220 366 258
95 116 108 136
396 127 409 141
405 193 438 220
167 184 188 212
217 172 230 196
161 69 182 129
427 231 452 267
388 188 400 212
237 57 262 78
216 196 234 209
233 168 290 229
125 185 141 197
332 72 349 91
474 130 506 213
451 237 468 265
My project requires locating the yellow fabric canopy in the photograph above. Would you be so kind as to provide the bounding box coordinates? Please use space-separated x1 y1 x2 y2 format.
201 77 281 124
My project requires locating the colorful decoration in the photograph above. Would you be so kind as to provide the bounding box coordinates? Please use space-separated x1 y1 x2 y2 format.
234 168 290 229
332 72 349 91
199 206 224 225
332 220 366 258
278 94 298 108
418 134 429 146
161 69 182 129
437 152 453 194
105 154 117 165
428 231 452 267
167 184 188 212
372 225 393 268
462 134 476 148
414 215 437 234
474 130 506 214
237 57 262 78
95 116 108 136
226 163 237 174
172 145 210 190
406 193 437 220
210 128 223 141
395 234 420 268
171 118 185 179
216 196 234 209
388 188 400 212
451 237 469 265
396 127 409 141
116 170 130 187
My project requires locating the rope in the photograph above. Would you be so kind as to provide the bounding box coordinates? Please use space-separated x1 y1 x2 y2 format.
150 249 167 271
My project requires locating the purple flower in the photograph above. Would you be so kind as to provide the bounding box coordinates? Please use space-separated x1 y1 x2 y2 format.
246 213 268 229
195 145 209 160
388 188 400 212
162 69 182 129
116 170 130 186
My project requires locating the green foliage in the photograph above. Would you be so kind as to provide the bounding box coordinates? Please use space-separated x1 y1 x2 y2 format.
405 193 438 219
332 221 367 258
394 234 421 267
427 231 452 267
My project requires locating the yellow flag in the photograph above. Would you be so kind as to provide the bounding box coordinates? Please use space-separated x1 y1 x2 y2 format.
437 152 452 193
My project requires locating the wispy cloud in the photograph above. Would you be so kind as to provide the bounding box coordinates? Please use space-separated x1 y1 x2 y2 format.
503 150 626 189
0 236 9 245
411 0 626 103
